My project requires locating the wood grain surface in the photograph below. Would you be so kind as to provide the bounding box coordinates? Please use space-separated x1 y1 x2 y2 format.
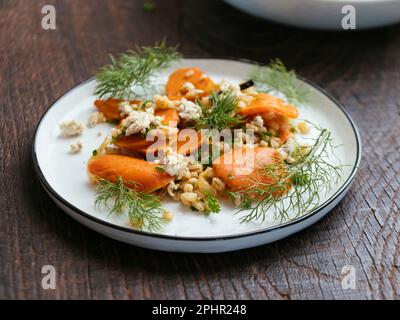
0 0 399 300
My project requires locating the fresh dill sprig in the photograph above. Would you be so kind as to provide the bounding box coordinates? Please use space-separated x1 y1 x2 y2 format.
233 128 343 223
94 177 166 232
252 58 309 105
95 41 181 99
204 191 221 214
196 91 244 130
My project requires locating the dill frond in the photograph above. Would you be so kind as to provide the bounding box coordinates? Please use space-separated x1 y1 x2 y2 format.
94 177 166 232
196 91 244 130
95 40 181 99
204 191 221 214
252 58 309 105
233 128 343 224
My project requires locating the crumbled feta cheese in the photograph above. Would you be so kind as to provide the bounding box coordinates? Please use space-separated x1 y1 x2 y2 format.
122 108 163 136
199 74 208 81
184 70 195 78
219 79 253 104
60 120 85 137
177 99 202 121
162 150 191 178
181 82 196 93
180 81 204 98
119 101 134 117
219 80 241 93
70 140 83 154
87 112 106 128
251 115 264 128
186 88 204 99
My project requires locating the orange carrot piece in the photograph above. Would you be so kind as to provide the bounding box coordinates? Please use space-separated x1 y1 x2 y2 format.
238 93 299 119
213 147 290 194
94 99 141 121
88 154 173 193
114 134 158 152
165 67 216 100
155 108 180 126
94 99 123 121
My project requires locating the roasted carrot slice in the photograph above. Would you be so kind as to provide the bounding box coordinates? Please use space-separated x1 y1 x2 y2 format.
88 154 173 193
165 67 216 100
114 134 160 152
155 108 180 126
94 99 141 121
238 93 299 119
213 147 290 194
94 99 123 121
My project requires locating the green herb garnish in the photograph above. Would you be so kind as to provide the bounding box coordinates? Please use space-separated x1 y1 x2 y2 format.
204 191 221 214
291 172 310 186
95 40 181 99
233 128 343 223
94 177 165 231
196 91 244 130
252 58 309 105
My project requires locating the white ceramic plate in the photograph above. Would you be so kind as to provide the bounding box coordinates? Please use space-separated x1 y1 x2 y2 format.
33 58 361 253
224 0 400 30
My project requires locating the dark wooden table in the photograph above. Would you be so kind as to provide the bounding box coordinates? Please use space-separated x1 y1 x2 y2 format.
1 0 399 300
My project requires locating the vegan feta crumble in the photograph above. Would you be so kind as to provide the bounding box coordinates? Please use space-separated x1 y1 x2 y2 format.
121 108 164 136
155 148 192 179
119 101 135 117
181 82 195 92
87 111 106 128
59 120 85 137
70 140 83 154
180 82 203 98
177 99 202 122
184 69 195 78
219 79 254 107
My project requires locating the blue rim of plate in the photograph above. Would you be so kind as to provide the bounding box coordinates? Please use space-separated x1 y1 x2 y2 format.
32 57 362 241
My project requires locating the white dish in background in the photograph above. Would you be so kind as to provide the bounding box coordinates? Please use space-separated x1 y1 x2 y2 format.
224 0 400 30
33 58 361 253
